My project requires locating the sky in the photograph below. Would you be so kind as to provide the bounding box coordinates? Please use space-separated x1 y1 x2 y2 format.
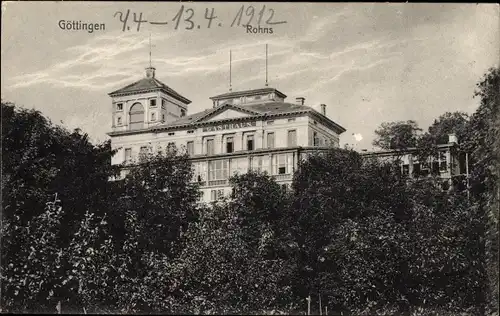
1 2 499 150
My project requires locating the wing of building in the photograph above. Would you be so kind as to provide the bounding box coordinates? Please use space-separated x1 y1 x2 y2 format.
107 67 469 202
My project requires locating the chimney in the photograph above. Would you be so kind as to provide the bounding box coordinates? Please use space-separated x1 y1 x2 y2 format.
145 67 156 79
448 133 458 144
320 104 326 116
296 97 305 105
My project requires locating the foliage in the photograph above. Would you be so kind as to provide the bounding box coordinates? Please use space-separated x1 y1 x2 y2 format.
291 149 410 313
416 111 470 162
1 102 118 223
111 146 200 257
372 120 422 150
290 148 488 314
63 211 117 313
465 67 500 314
405 179 486 314
168 172 296 314
2 197 67 313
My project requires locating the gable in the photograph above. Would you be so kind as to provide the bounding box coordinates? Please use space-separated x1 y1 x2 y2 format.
205 109 254 121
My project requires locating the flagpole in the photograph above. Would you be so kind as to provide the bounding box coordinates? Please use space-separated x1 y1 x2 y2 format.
149 33 152 68
229 50 232 92
265 44 269 87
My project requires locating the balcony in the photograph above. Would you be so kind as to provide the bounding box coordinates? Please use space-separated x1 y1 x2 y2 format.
273 174 292 181
193 179 228 187
208 179 228 186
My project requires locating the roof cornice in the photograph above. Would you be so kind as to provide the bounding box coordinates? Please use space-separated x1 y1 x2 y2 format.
108 87 192 104
107 110 311 137
360 143 458 157
308 111 347 134
210 88 287 100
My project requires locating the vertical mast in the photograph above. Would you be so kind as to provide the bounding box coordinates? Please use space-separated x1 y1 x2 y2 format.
265 44 269 87
229 50 233 92
149 33 152 68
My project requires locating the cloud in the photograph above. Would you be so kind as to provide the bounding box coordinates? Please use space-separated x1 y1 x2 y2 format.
6 11 369 92
353 133 363 142
8 32 174 90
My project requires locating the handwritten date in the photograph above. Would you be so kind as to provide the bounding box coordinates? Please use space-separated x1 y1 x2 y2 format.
114 5 287 32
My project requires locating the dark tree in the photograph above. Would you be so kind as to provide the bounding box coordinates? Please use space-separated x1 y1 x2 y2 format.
372 120 422 150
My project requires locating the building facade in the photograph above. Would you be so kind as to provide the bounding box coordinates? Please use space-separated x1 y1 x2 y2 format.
108 67 346 203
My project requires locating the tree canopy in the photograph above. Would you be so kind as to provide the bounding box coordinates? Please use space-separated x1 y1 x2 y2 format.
372 120 422 150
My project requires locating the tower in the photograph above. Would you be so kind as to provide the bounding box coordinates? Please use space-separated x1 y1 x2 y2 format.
108 67 191 132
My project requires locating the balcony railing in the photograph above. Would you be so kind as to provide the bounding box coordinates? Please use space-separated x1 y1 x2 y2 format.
208 179 228 186
273 174 292 181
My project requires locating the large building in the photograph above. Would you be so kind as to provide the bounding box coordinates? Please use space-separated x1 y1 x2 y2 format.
108 67 346 203
108 66 469 202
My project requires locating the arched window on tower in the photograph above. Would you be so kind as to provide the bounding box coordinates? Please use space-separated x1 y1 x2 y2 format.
129 102 145 130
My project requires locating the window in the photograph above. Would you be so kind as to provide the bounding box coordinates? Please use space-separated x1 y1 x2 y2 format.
412 163 421 177
210 189 224 201
432 160 440 175
129 102 145 130
251 156 264 172
267 132 275 149
281 184 288 193
208 160 229 181
247 135 254 151
217 189 224 199
193 162 205 182
255 95 262 100
421 161 430 177
116 103 123 111
187 141 194 156
124 148 132 162
198 191 204 202
167 142 175 153
150 99 157 107
168 132 175 136
313 132 319 146
117 117 122 125
151 112 156 121
267 120 274 125
402 164 410 175
162 99 166 108
226 136 234 153
273 153 293 175
262 155 270 173
206 139 215 155
181 109 186 117
439 152 447 172
187 130 195 134
139 146 148 158
288 130 297 147
288 118 296 122
277 154 287 174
